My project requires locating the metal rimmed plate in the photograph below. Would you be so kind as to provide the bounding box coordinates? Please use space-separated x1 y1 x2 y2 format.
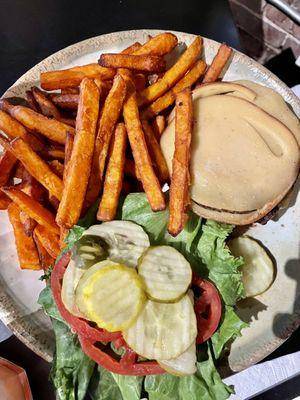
0 29 299 372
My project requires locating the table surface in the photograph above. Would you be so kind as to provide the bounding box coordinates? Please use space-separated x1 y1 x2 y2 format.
0 0 299 399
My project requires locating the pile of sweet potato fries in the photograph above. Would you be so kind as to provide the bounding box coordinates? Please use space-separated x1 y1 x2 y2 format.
0 32 232 270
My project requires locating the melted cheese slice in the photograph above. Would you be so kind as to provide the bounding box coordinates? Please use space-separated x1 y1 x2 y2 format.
161 82 299 213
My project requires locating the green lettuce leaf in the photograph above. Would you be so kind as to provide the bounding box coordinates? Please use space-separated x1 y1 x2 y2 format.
38 280 95 400
145 345 233 400
89 366 143 400
50 319 95 400
38 282 64 323
196 220 244 305
211 306 247 359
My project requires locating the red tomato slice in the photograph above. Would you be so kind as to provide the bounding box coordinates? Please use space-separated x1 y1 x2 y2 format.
192 274 222 344
51 252 121 342
79 334 165 375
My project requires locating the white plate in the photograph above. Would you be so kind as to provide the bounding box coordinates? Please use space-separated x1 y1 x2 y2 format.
0 29 299 371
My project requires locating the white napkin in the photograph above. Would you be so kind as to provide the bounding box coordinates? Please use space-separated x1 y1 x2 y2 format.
224 351 300 399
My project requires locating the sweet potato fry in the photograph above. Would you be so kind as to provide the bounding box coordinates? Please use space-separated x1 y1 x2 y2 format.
121 42 142 54
19 210 37 236
21 172 45 203
133 33 178 56
7 203 40 270
48 160 64 178
32 86 61 119
123 86 165 211
202 44 232 83
48 194 60 210
85 74 127 207
141 60 206 119
0 150 17 186
168 89 193 236
56 78 100 228
51 94 79 109
9 138 63 200
0 108 44 151
99 54 166 72
138 36 202 106
141 120 169 183
97 123 127 221
34 224 60 258
0 108 28 138
61 87 79 94
0 192 11 209
152 115 166 139
63 131 74 182
2 187 60 234
40 63 115 91
33 234 55 270
40 147 65 160
93 79 113 96
9 105 74 144
25 90 40 112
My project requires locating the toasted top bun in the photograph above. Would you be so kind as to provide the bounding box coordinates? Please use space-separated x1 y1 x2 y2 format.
160 81 300 225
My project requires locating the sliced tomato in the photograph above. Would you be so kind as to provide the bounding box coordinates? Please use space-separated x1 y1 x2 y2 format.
51 252 121 342
79 334 165 376
192 274 222 344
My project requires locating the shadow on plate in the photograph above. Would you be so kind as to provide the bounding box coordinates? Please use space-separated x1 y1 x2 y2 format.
272 257 300 340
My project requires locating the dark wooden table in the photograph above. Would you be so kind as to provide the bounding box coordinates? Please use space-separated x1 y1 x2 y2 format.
0 1 299 399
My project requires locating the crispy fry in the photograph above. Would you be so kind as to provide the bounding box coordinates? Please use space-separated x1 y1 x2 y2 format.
48 160 64 178
152 115 166 139
51 94 79 109
31 86 61 119
33 234 55 270
40 147 65 160
123 86 165 211
85 74 127 207
0 150 17 186
0 192 11 209
141 120 169 183
168 88 193 236
133 33 178 56
138 36 202 106
40 63 115 91
25 90 40 112
202 44 232 83
63 131 74 182
97 123 127 221
9 138 63 200
19 210 37 236
2 187 60 234
0 108 45 151
0 108 30 139
99 54 166 72
56 78 100 228
61 87 79 94
20 172 45 202
121 42 142 54
141 60 206 119
9 105 74 144
7 203 40 270
132 73 147 91
34 224 60 258
93 79 113 96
